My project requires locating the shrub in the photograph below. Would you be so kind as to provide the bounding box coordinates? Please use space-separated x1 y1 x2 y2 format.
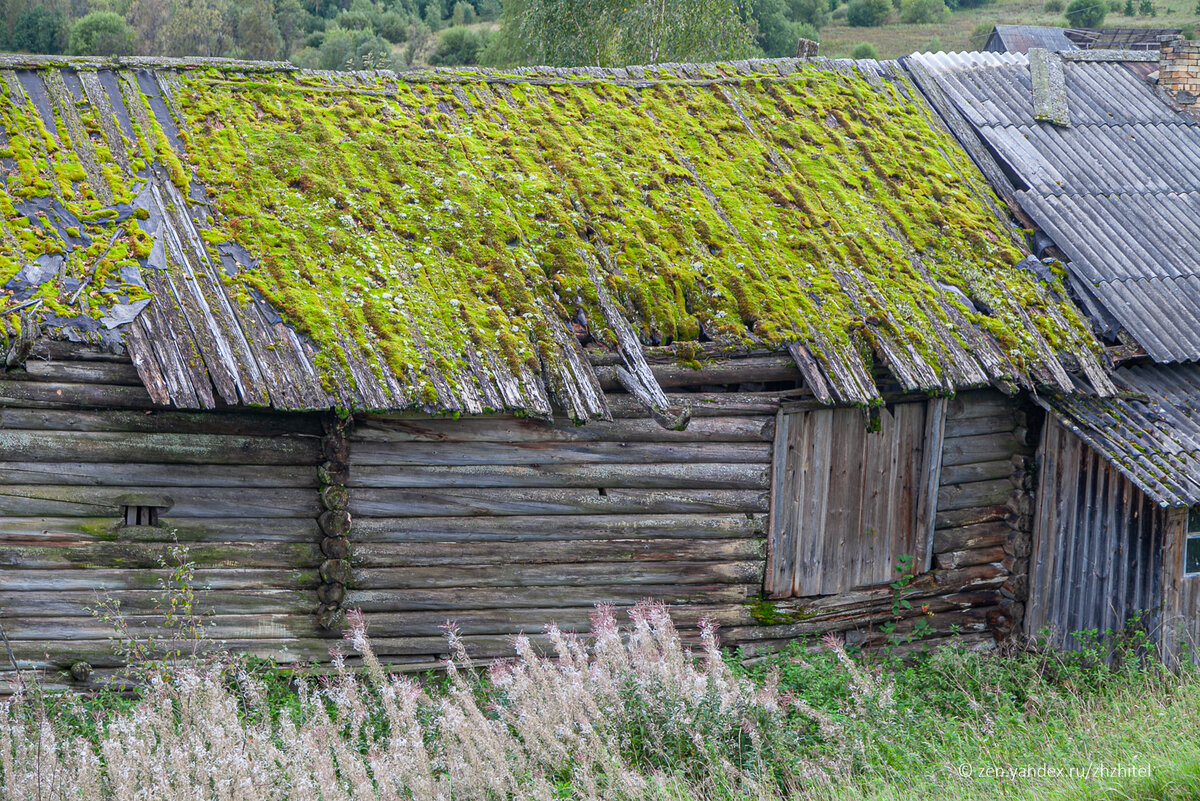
852 41 879 58
429 26 486 64
67 11 135 56
1138 0 1156 14
1044 0 1065 11
900 0 949 23
1065 0 1107 26
789 0 831 28
846 0 892 27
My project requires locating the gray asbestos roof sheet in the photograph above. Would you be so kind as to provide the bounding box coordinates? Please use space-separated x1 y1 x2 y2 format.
910 51 1200 363
1045 363 1200 506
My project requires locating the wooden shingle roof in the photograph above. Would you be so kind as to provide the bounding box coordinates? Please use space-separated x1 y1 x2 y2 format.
0 54 1111 418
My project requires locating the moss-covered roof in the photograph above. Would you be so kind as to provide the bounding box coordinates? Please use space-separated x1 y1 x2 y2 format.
0 54 1112 416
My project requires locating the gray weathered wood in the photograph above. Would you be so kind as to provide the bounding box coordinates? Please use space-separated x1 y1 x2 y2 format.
350 462 769 490
349 488 769 517
349 440 770 467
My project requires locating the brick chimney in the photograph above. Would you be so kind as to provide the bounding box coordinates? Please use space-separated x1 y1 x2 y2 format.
1158 35 1199 106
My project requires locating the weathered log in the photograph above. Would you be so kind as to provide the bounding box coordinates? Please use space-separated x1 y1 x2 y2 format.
934 546 1005 570
352 414 775 444
593 354 802 389
319 559 352 585
321 536 351 559
0 485 321 518
16 360 145 386
317 461 350 486
348 462 770 490
936 479 1016 512
353 559 764 589
349 513 765 542
0 588 315 616
0 407 322 436
0 540 322 570
940 434 1026 467
939 459 1017 486
0 430 321 465
0 567 320 591
318 509 352 537
0 515 320 544
934 504 1008 530
317 582 346 605
349 441 771 467
348 488 769 517
932 522 1010 554
0 461 319 488
0 379 155 409
344 582 760 611
320 485 349 511
349 538 764 567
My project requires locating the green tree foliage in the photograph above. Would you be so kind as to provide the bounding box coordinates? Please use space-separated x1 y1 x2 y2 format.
899 0 947 22
846 0 890 26
1045 0 1065 11
1065 0 1106 25
787 0 828 27
294 23 395 68
850 41 877 57
1137 0 1155 14
68 11 136 55
749 0 815 56
496 0 757 67
430 23 483 62
11 6 68 53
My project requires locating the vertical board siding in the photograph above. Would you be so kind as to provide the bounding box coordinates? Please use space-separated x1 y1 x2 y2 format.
0 360 325 684
1030 417 1167 651
769 401 941 598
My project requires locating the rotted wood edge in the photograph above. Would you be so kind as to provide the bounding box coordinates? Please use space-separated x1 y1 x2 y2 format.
316 413 353 631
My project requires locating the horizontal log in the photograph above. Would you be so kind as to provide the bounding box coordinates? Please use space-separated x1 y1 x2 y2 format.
932 522 1009 554
353 559 764 589
0 588 315 616
349 462 769 490
352 415 775 444
0 379 155 409
939 459 1016 486
0 486 320 518
350 513 766 542
16 360 144 386
0 613 319 641
351 538 764 568
936 479 1015 512
945 392 1015 421
0 462 319 488
940 433 1025 468
349 488 769 517
608 392 790 417
944 414 1016 439
344 583 761 611
0 516 321 544
0 430 321 465
934 504 1008 530
934 546 1006 570
0 540 322 570
0 567 319 591
0 407 323 436
594 354 802 390
30 340 131 363
349 441 770 467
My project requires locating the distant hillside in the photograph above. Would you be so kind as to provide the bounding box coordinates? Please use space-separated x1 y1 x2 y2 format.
818 0 1196 58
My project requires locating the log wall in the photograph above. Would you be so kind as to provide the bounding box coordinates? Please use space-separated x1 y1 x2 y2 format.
0 344 1040 687
0 344 326 689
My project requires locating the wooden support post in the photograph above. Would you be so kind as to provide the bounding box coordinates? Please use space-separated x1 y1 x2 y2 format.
315 412 353 631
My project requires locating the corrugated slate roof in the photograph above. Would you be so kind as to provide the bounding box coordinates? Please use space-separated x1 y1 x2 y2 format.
985 26 1079 54
0 54 1112 416
1043 363 1200 507
909 50 1200 363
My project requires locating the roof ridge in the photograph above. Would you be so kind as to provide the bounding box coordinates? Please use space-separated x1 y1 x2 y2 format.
0 51 908 83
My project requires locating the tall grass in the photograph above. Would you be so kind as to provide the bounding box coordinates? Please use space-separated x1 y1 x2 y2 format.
3 602 1200 800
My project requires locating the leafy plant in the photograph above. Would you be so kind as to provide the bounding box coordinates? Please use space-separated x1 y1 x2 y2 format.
846 0 892 26
1065 0 1107 26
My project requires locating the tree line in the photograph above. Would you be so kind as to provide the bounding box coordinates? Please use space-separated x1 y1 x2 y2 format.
0 0 831 69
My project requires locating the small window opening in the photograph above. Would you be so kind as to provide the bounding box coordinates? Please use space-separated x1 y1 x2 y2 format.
123 505 160 528
1185 506 1200 576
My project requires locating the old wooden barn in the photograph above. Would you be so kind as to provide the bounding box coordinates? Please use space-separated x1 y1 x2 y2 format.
911 39 1200 658
0 48 1164 690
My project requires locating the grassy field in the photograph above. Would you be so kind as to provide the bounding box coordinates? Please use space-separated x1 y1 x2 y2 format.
818 0 1199 58
4 603 1200 800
